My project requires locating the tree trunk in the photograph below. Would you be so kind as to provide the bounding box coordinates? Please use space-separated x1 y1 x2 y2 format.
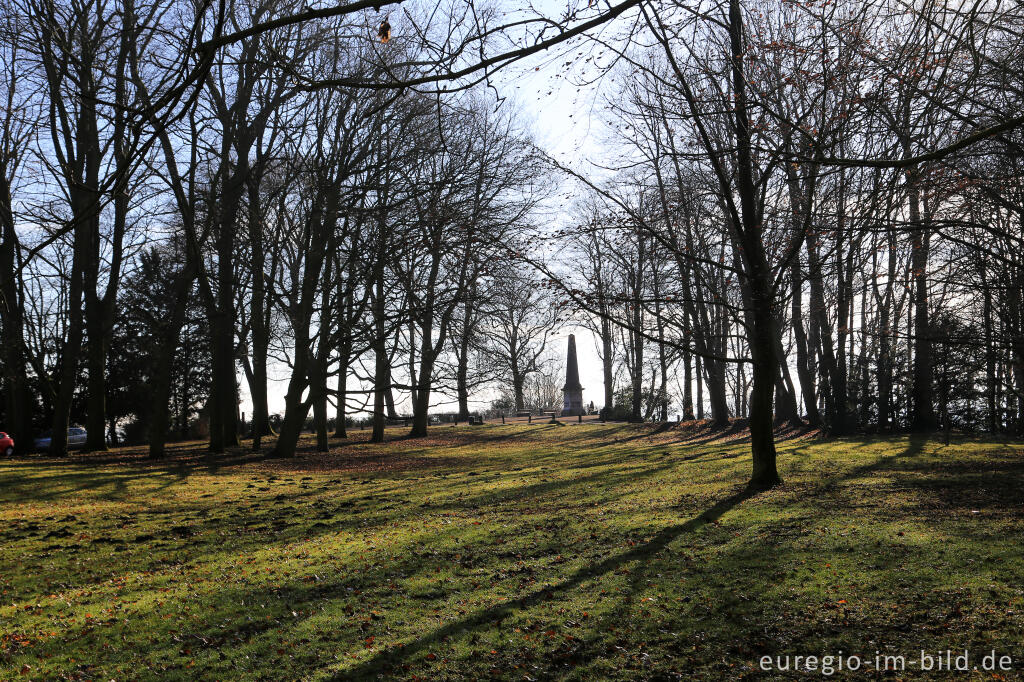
83 3 131 454
0 178 32 448
456 277 476 420
982 261 997 432
410 361 432 438
83 133 128 453
772 332 800 426
1009 263 1024 435
146 342 175 459
729 0 779 488
247 180 272 447
209 147 247 453
807 232 842 434
408 321 418 409
601 315 614 411
681 346 695 420
371 272 388 443
877 226 898 430
50 194 94 457
312 255 331 453
908 164 936 432
84 303 108 451
704 358 730 427
371 343 388 442
410 316 437 438
630 281 644 423
510 360 526 412
654 275 669 421
696 354 705 420
456 337 471 420
271 388 311 459
50 38 102 457
333 341 350 438
313 374 328 452
748 327 781 488
791 259 820 426
384 366 398 419
831 210 853 435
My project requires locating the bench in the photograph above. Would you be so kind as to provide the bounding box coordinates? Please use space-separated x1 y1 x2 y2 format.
386 415 414 426
515 411 531 418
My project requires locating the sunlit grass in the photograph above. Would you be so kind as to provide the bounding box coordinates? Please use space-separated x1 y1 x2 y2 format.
2 425 1022 679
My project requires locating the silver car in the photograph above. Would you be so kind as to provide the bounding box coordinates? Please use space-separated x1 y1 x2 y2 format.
33 426 88 451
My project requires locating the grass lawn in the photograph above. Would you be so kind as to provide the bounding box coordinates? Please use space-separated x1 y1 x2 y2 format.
2 424 1023 680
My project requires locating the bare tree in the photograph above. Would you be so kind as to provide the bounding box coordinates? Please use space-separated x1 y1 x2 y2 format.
481 265 558 412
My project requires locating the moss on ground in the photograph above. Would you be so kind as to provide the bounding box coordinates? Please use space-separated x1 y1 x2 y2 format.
1 425 1022 679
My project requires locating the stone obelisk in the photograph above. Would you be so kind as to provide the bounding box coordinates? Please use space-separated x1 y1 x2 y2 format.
561 334 584 416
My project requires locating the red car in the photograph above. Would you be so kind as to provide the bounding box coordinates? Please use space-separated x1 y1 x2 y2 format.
0 432 13 456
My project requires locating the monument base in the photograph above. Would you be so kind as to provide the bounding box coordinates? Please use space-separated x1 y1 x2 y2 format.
562 389 583 417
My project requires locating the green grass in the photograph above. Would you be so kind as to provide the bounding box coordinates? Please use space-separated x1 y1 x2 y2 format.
2 424 1023 680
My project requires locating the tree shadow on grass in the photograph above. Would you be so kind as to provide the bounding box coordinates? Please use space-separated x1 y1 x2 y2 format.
0 447 271 503
427 462 679 513
0 465 182 503
901 432 929 458
330 485 764 680
13 431 977 678
319 432 937 675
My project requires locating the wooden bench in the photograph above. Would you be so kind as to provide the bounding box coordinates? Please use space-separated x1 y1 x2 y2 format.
386 415 414 426
515 411 531 418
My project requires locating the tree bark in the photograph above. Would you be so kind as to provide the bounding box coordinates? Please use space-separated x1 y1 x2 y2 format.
981 260 997 432
247 179 273 448
629 233 645 423
729 0 780 488
210 157 245 452
455 279 476 420
0 177 32 447
907 163 936 432
601 315 614 411
370 252 389 443
791 259 820 425
696 354 705 420
681 345 695 421
333 340 350 438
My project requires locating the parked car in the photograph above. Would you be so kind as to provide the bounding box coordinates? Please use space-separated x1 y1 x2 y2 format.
0 432 13 456
33 427 88 451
